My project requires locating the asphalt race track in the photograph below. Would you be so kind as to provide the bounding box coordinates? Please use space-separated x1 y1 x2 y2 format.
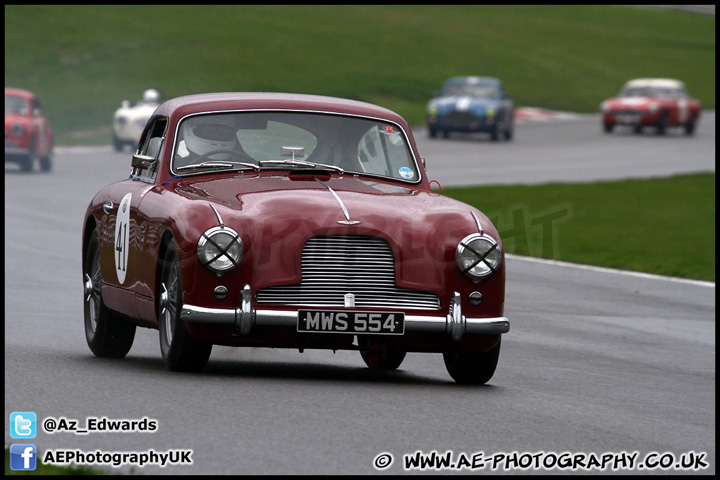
4 112 715 475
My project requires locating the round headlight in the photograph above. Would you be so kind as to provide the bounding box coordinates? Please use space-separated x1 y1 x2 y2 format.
456 233 502 281
197 226 243 273
11 123 24 137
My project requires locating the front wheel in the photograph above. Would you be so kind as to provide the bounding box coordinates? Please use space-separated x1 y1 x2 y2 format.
159 239 212 372
443 339 501 385
19 137 35 172
84 229 136 358
684 116 697 136
656 112 669 135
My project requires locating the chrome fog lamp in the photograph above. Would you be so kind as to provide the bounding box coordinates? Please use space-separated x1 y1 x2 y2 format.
197 226 243 273
456 233 502 281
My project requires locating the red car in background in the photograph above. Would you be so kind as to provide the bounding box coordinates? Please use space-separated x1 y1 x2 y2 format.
82 92 509 384
600 78 702 135
5 87 54 172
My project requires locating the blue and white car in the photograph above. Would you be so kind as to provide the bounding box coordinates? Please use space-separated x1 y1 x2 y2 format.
426 76 514 141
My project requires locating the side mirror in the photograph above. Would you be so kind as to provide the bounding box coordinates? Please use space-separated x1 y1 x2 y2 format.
122 100 130 108
131 153 157 170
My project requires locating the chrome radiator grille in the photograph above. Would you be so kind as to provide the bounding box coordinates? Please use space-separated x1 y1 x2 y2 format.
256 235 441 310
444 111 481 127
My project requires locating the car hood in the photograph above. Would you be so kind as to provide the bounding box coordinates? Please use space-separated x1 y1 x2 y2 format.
428 95 500 114
604 96 660 110
171 173 496 292
5 112 30 126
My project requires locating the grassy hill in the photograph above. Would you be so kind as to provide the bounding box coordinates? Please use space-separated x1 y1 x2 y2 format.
4 5 715 281
5 5 715 145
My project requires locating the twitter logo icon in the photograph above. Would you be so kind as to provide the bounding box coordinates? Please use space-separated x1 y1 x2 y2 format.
10 412 37 439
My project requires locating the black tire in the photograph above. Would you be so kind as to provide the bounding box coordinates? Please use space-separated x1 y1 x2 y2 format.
39 140 52 172
428 127 437 138
603 122 614 133
84 229 136 358
159 239 212 372
684 116 697 136
39 156 52 172
504 125 513 141
113 134 124 152
359 342 406 371
19 137 34 172
443 339 501 385
656 112 668 135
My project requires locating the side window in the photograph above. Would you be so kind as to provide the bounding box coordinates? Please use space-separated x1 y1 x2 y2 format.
135 117 167 181
31 99 42 117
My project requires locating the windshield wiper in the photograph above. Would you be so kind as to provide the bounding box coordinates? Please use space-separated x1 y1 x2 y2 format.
258 159 344 174
176 161 260 172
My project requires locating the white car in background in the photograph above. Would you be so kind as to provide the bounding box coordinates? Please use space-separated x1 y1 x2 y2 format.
112 88 162 151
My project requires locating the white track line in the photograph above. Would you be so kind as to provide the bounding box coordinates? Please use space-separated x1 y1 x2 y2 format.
507 253 715 288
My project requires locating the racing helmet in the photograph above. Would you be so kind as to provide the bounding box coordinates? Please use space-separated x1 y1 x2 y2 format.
142 88 162 104
182 115 238 158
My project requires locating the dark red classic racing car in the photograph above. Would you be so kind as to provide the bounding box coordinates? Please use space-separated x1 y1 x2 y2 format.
5 87 54 171
82 93 509 384
600 78 702 135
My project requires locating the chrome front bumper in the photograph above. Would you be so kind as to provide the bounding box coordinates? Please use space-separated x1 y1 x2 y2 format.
181 285 509 342
5 146 29 156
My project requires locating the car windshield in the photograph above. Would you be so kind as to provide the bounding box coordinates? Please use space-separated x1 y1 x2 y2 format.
5 95 29 115
621 87 686 99
442 83 500 99
172 111 420 182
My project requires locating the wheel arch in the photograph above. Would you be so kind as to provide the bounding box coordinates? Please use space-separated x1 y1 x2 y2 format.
82 215 98 273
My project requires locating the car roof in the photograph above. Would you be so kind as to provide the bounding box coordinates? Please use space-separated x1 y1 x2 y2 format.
154 92 407 125
444 76 501 86
5 87 35 99
622 78 686 89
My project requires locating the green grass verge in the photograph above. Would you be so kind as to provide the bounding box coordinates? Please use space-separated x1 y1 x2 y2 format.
444 172 715 282
4 5 715 146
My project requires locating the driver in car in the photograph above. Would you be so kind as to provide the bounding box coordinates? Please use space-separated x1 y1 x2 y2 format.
175 116 250 167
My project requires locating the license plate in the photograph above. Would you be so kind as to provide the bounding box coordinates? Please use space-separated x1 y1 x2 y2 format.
297 310 405 335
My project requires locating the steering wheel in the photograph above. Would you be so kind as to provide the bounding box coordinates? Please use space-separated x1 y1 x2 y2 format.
194 148 256 165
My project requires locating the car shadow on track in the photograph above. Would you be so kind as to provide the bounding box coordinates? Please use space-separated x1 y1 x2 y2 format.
78 352 499 389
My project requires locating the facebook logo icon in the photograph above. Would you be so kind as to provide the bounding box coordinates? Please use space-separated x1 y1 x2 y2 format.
10 444 37 471
10 411 37 439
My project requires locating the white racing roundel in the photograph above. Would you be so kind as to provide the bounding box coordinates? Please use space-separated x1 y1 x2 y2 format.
114 193 132 284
